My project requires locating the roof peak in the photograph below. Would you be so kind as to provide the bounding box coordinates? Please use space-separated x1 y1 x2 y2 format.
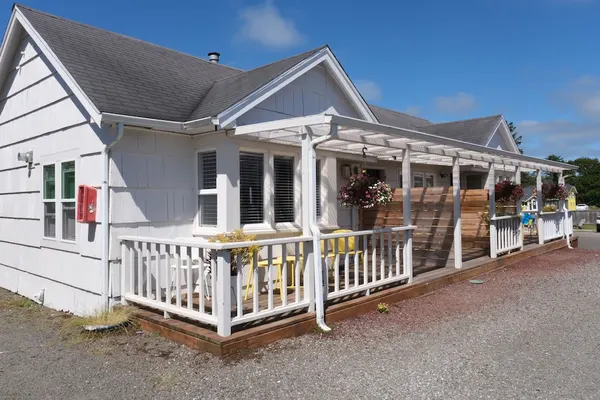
14 4 241 73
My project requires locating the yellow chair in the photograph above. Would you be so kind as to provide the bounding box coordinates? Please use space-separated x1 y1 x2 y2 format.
244 255 304 301
322 229 364 263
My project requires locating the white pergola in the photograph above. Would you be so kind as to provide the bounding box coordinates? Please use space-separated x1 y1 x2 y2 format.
233 114 577 327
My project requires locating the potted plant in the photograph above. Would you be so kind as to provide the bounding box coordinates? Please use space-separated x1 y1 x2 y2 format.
338 172 393 209
204 229 261 301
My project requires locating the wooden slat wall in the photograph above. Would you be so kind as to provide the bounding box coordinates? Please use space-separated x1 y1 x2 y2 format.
361 187 490 267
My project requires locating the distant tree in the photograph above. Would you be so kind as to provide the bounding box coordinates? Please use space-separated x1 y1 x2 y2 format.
545 154 565 183
506 120 523 154
567 157 600 206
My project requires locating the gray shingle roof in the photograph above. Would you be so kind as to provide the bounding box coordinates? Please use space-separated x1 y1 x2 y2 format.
417 115 503 146
369 105 431 129
190 47 326 120
17 5 253 121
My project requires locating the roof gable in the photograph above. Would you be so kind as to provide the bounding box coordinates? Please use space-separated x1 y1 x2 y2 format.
417 115 503 146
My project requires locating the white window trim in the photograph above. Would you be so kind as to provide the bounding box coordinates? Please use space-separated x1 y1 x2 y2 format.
195 149 218 231
40 150 80 251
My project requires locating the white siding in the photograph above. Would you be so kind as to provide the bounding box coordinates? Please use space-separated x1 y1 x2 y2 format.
109 129 196 265
487 129 512 151
237 64 361 125
0 35 106 314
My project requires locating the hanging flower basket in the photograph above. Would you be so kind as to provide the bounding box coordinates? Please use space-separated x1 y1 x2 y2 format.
494 180 524 203
338 173 393 209
541 183 569 201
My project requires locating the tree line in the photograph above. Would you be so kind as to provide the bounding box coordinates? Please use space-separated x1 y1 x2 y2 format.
508 121 600 206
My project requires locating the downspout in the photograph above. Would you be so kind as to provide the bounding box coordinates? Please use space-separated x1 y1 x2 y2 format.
308 123 338 332
102 123 125 310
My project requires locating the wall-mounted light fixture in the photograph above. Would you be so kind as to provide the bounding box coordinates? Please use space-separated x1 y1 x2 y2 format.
440 172 449 178
17 151 33 166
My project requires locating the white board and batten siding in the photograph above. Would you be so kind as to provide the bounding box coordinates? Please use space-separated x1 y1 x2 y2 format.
0 35 109 314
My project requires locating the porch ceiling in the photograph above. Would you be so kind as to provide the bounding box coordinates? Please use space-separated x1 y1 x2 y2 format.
232 114 576 173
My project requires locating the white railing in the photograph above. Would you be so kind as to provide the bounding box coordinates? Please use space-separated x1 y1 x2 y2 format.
319 227 414 300
540 212 565 242
566 211 574 237
491 215 523 255
120 225 416 337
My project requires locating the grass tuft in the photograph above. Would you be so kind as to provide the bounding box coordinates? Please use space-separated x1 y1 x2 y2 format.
62 306 137 336
0 296 37 309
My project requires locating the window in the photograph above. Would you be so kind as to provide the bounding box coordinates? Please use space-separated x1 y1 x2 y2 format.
316 160 322 218
197 151 217 226
43 160 76 241
43 165 56 238
240 152 264 225
274 156 295 223
466 175 481 189
61 161 76 241
413 172 434 188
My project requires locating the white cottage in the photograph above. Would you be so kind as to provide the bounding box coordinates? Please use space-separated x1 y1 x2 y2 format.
0 5 575 325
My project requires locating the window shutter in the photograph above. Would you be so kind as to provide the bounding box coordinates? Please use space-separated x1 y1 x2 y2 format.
198 151 217 226
274 156 295 223
316 159 322 218
240 152 264 224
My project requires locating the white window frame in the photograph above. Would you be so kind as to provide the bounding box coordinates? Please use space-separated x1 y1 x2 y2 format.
40 151 79 251
195 149 218 229
413 172 435 188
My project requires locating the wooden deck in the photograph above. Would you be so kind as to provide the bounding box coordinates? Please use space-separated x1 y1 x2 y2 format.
135 236 577 356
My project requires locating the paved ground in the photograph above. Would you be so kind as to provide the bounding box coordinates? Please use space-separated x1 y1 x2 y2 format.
575 231 600 250
2 248 600 399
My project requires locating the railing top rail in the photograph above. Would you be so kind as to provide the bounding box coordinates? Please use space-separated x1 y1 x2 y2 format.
119 235 314 249
491 215 521 221
540 211 563 216
320 225 417 240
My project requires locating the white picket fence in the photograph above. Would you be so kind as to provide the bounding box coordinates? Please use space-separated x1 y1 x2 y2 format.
120 226 414 337
492 215 523 255
540 212 566 242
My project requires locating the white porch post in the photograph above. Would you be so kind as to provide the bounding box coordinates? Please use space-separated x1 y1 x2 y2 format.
217 141 240 232
558 171 571 246
488 163 497 258
452 157 462 269
216 249 232 337
402 149 413 282
515 166 524 250
536 169 544 245
301 132 315 312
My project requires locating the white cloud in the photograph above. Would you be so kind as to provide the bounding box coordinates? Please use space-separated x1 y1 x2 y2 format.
555 75 600 120
355 80 382 102
237 2 303 49
434 92 477 115
519 119 600 160
402 106 422 116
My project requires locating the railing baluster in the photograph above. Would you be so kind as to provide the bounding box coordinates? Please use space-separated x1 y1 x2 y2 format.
323 239 330 292
165 245 171 305
295 242 301 303
363 235 369 285
198 247 205 314
175 246 182 308
281 244 288 307
395 231 401 276
267 245 274 310
136 241 142 296
186 246 193 310
344 237 350 290
253 252 259 313
145 243 151 299
380 232 385 281
154 243 161 303
120 242 128 305
371 233 377 282
333 239 340 293
353 236 359 288
129 241 135 296
387 231 393 278
211 249 217 315
236 253 243 318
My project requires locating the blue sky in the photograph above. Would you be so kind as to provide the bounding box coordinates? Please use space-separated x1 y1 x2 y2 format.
2 0 600 160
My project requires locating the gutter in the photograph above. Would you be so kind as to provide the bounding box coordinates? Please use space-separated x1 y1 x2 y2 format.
100 113 215 134
308 123 338 332
101 123 124 310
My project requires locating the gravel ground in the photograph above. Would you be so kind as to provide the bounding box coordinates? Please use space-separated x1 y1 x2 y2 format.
2 248 600 400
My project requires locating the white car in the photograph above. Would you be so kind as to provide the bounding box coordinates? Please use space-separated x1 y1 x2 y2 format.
576 204 590 211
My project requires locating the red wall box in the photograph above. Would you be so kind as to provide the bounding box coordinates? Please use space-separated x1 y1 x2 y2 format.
77 185 97 223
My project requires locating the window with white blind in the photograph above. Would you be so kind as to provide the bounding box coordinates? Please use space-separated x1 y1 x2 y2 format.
240 152 264 225
274 155 295 223
316 159 322 218
197 151 217 226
